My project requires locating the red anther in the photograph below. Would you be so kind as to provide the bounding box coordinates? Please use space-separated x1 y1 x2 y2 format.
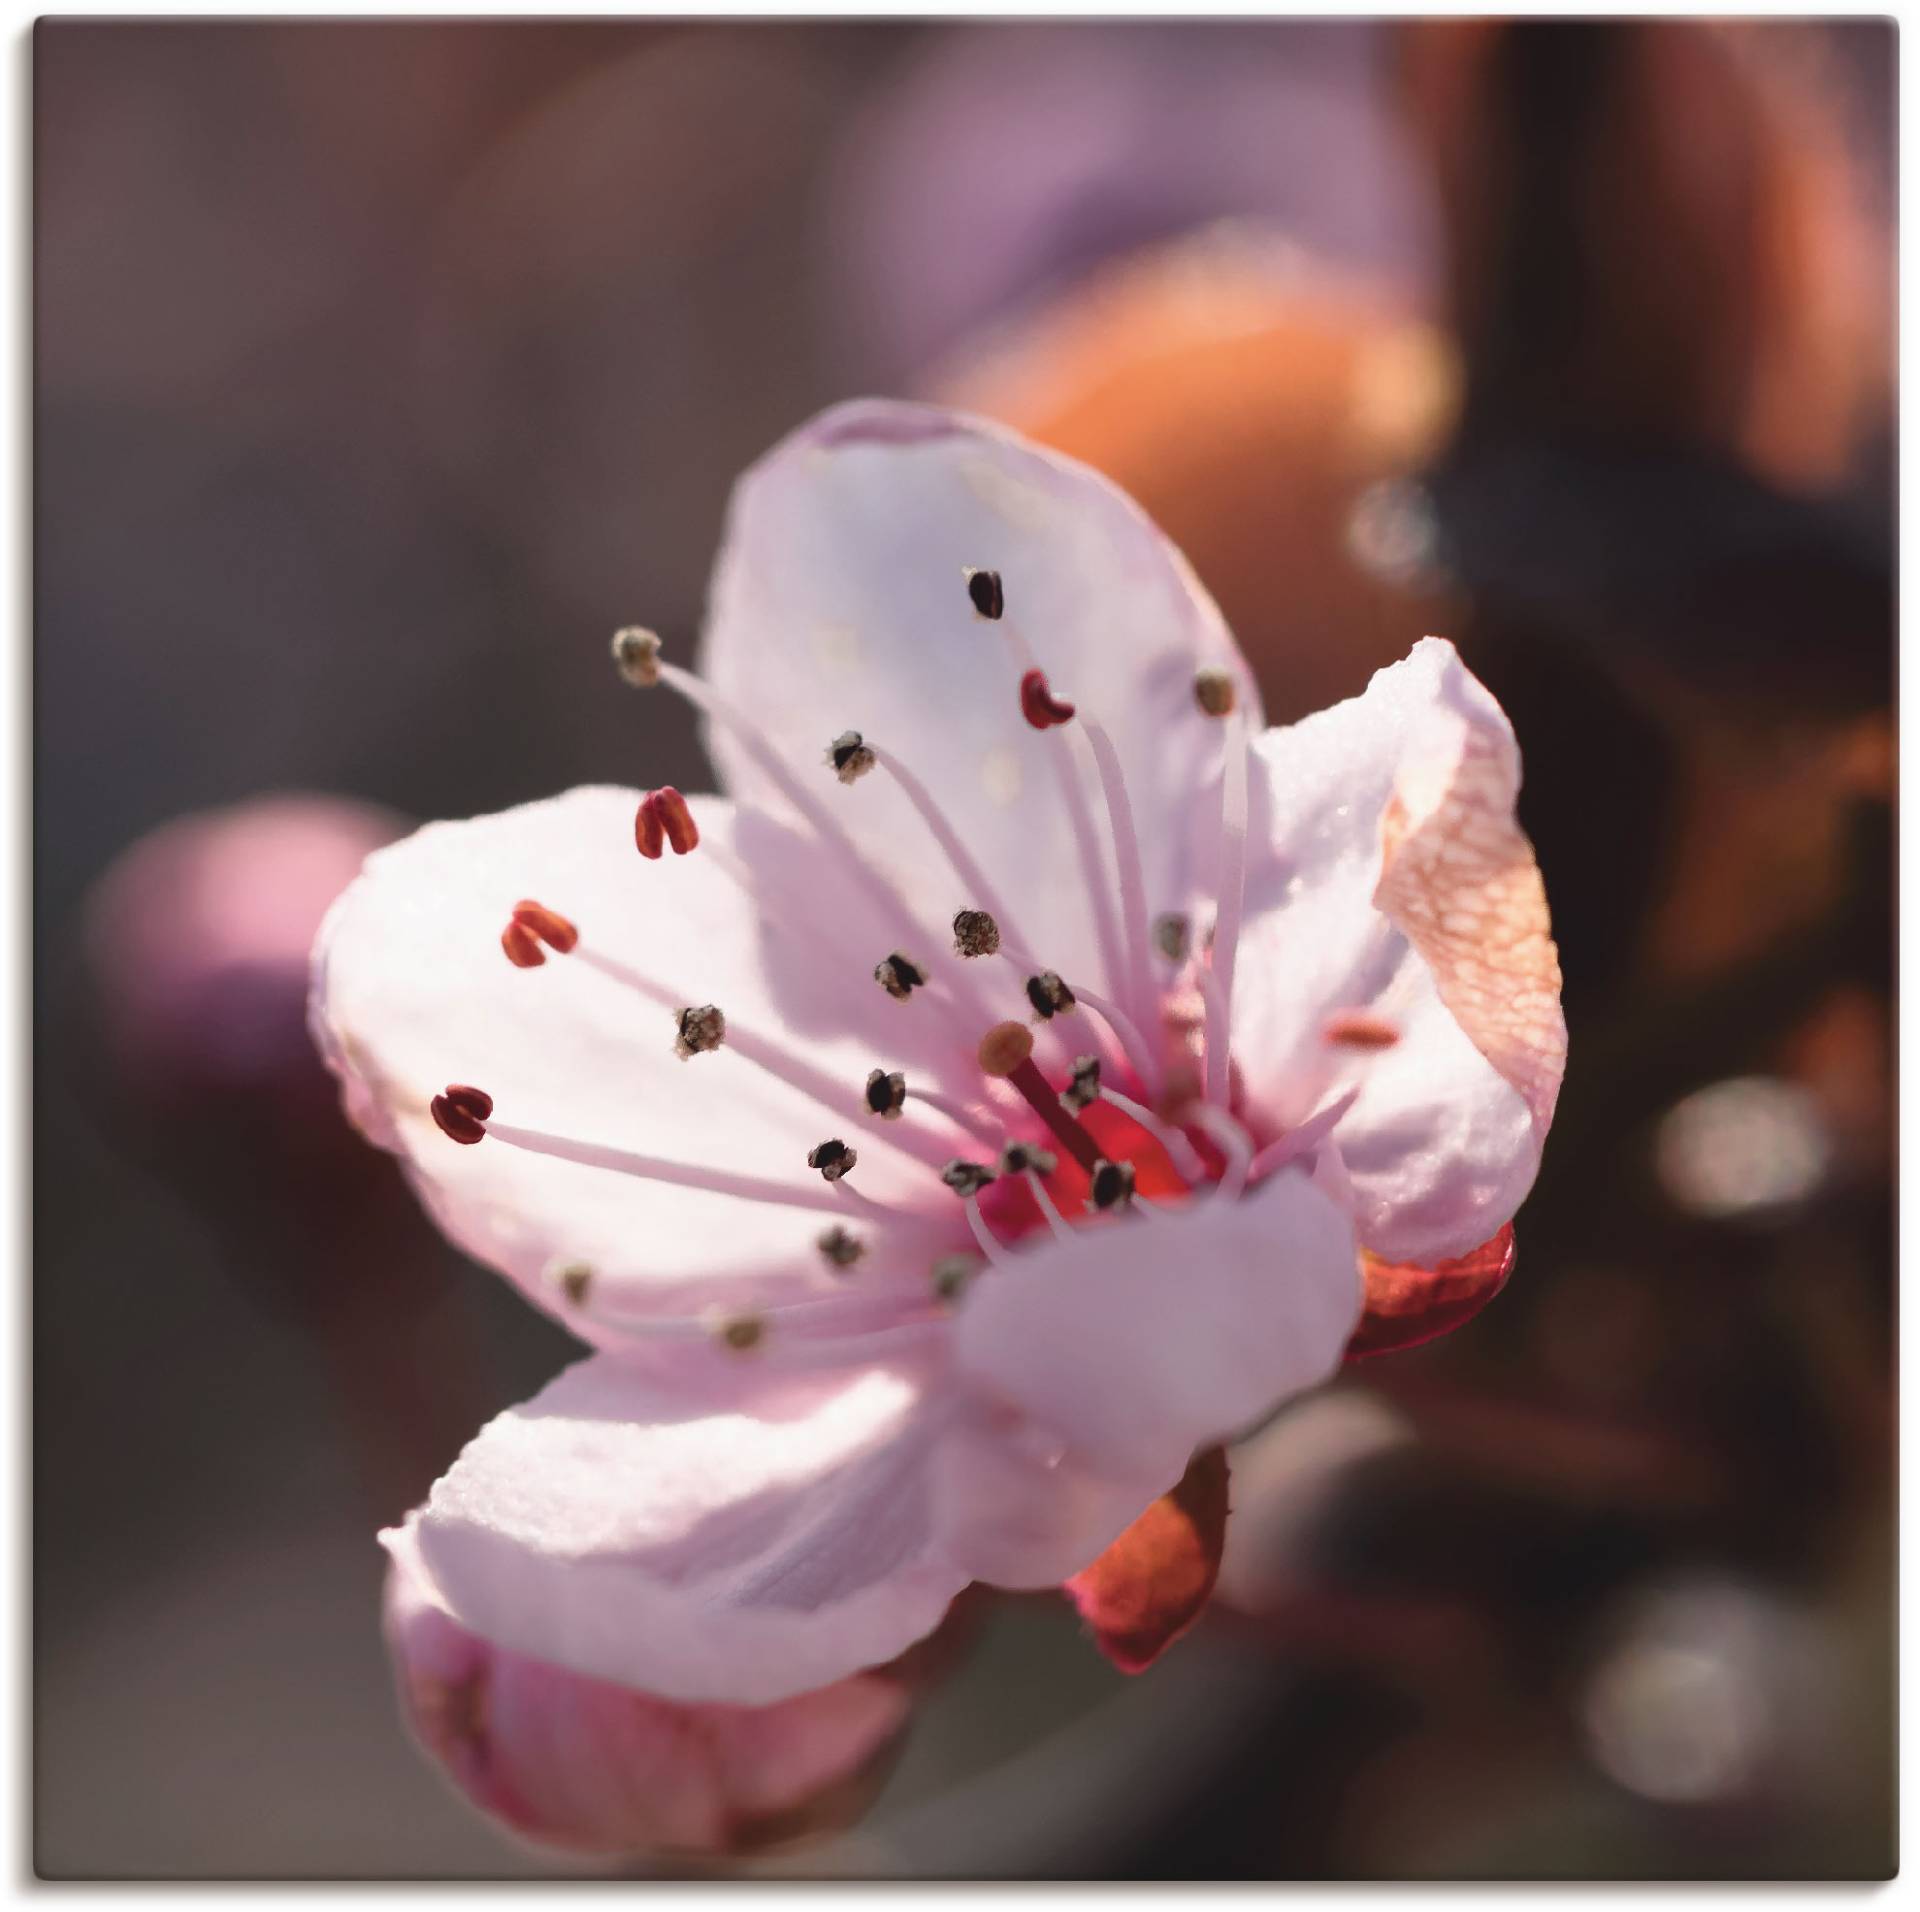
430 1083 493 1145
1324 1011 1401 1051
653 786 699 856
636 787 700 859
501 922 545 968
512 900 578 953
635 796 666 860
1020 669 1076 730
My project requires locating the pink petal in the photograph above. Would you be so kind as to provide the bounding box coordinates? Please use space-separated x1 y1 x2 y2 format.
384 1521 911 1856
409 1352 968 1708
1229 638 1566 1264
699 399 1258 1006
948 1168 1362 1508
309 786 948 1328
1063 1444 1230 1675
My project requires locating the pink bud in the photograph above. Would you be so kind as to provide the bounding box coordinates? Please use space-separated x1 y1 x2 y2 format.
382 1523 914 1859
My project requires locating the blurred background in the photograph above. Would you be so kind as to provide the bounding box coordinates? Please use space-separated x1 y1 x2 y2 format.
34 17 1894 1879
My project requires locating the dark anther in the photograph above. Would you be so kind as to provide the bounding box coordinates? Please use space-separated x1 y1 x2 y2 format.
827 730 877 785
1026 971 1076 1019
966 568 1005 620
1193 667 1238 717
675 1003 727 1058
1062 1055 1102 1113
1152 912 1191 962
865 1068 907 1118
1019 668 1076 730
816 1225 866 1270
874 952 927 1001
430 1084 493 1145
952 908 1001 959
1089 1159 1137 1211
808 1138 857 1182
1000 1140 1059 1178
941 1159 996 1197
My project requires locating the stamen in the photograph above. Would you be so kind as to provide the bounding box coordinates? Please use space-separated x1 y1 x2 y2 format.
865 1069 907 1119
1079 714 1156 1054
1088 1159 1137 1212
1247 1088 1359 1179
552 1261 593 1305
932 1253 982 1303
1019 668 1076 730
635 787 699 859
486 1120 903 1218
430 1084 493 1145
941 1159 996 1197
816 1224 866 1271
1193 666 1238 717
1153 912 1190 963
965 568 1005 620
979 1022 1105 1175
827 730 877 785
998 1140 1058 1177
807 1138 857 1183
1205 705 1250 1106
1025 971 1076 1019
1324 1011 1401 1050
1062 1055 1101 1113
874 952 928 1001
1098 1086 1208 1185
611 625 663 687
952 909 1002 959
675 1003 727 1058
1189 1103 1254 1202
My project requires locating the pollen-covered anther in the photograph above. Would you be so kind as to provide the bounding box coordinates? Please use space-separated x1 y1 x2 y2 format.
808 1138 857 1182
1089 1159 1137 1211
873 952 927 1001
611 625 663 687
1324 1011 1402 1050
865 1069 907 1119
932 1254 980 1304
675 1003 727 1058
941 1159 996 1197
511 900 578 953
1193 667 1238 718
977 1021 1034 1078
1062 1055 1102 1113
501 921 544 968
951 908 1002 959
1152 912 1191 963
635 786 699 859
1000 1140 1059 1178
816 1224 865 1271
964 567 1004 620
716 1312 767 1354
827 730 876 785
1019 668 1076 731
1025 971 1077 1020
430 1084 493 1145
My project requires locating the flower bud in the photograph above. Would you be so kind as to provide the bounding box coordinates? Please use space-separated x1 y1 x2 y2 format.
382 1524 913 1859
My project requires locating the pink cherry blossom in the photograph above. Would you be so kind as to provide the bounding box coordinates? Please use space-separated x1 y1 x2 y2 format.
382 1518 911 1858
310 399 1565 1719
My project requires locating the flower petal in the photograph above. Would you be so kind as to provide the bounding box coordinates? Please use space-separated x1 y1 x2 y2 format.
384 1519 912 1857
948 1167 1362 1503
1063 1444 1230 1675
1229 638 1566 1263
310 786 958 1327
408 1351 969 1708
699 399 1259 1004
1346 1222 1516 1361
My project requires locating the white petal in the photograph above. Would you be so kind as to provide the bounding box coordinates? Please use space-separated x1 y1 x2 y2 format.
1229 638 1566 1262
309 785 963 1327
410 1352 969 1708
698 399 1258 1005
947 1170 1362 1517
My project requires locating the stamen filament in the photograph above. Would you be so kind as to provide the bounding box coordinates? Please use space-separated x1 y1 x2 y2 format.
1080 713 1156 1056
1247 1088 1359 1180
965 1195 1010 1266
1025 1171 1074 1240
488 1121 917 1220
1205 707 1250 1106
1189 1103 1254 1202
912 1085 1005 1148
1098 1087 1207 1185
